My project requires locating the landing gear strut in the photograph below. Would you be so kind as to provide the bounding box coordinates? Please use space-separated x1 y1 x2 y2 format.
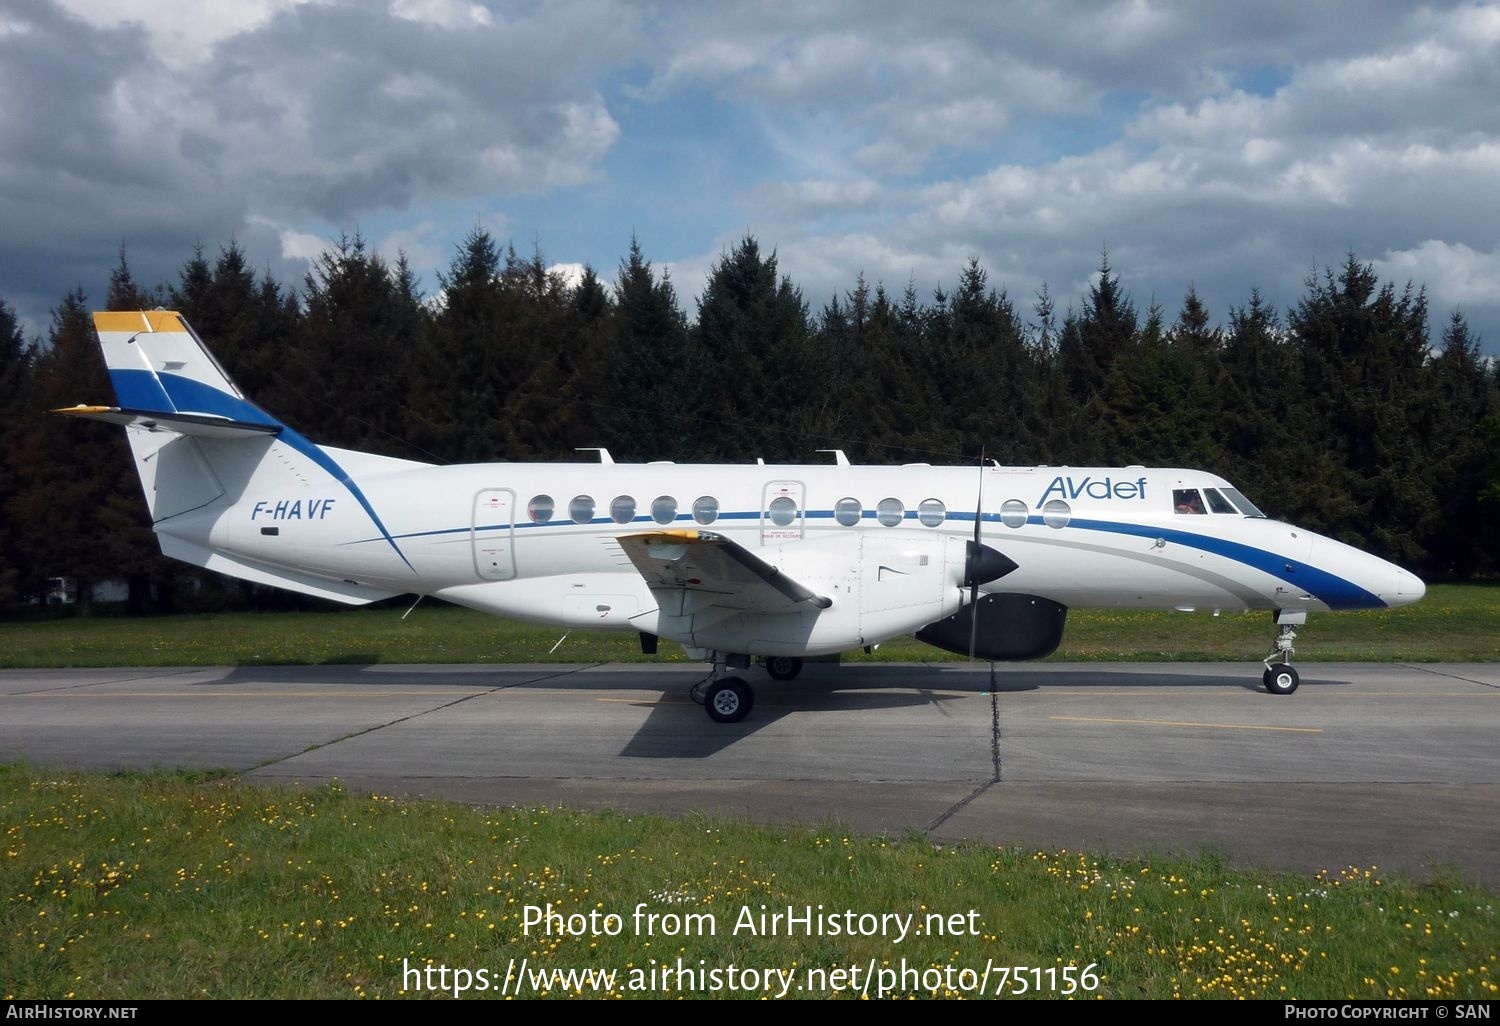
1262 610 1304 695
689 653 755 723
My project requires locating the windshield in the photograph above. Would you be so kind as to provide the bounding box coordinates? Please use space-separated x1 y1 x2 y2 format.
1220 486 1266 518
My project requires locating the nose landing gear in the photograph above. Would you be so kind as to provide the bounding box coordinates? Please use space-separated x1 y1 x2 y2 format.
1262 610 1305 695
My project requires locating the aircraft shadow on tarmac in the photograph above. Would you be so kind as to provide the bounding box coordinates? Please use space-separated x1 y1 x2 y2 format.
616 664 1352 759
204 663 1350 762
206 662 1344 692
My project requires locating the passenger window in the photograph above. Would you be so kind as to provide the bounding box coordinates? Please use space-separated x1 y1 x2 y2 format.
918 498 946 527
1173 489 1207 515
1042 499 1071 529
834 497 862 527
651 495 678 525
610 495 636 524
767 495 798 527
876 497 904 527
1001 499 1028 528
569 495 594 524
527 495 554 523
1204 488 1237 514
692 496 719 525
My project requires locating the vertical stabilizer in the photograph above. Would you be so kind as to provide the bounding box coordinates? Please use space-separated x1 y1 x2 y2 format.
92 311 280 425
75 311 420 576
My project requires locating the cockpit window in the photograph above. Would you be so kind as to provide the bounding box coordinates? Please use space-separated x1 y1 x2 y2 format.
1173 488 1206 515
1220 487 1266 518
1203 488 1237 514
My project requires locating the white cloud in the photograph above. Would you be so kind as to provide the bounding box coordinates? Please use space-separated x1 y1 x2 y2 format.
5 0 1500 354
247 216 326 263
548 262 586 289
1374 241 1500 307
55 0 296 61
390 0 493 30
378 219 447 279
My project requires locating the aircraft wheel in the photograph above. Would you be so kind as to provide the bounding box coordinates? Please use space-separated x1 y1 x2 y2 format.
705 677 754 723
689 680 708 705
764 656 803 681
1263 665 1300 695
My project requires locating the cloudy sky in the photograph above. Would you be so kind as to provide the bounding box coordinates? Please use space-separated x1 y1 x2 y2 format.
3 0 1498 352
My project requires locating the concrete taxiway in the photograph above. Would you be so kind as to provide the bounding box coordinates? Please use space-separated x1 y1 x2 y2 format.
2 661 1496 883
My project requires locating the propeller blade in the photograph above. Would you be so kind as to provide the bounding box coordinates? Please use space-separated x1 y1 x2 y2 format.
969 449 984 661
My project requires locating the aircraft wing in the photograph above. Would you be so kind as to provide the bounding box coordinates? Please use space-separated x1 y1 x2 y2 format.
616 530 832 613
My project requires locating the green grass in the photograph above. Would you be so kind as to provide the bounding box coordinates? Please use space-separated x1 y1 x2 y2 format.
2 765 1494 1000
1 584 1495 668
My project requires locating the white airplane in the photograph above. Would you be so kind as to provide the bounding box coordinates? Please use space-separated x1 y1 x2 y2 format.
62 310 1426 723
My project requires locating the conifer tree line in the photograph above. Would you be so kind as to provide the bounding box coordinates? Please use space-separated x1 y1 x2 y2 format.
1 229 1496 612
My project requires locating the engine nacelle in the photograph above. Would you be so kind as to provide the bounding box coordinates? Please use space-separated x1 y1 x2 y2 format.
915 592 1069 661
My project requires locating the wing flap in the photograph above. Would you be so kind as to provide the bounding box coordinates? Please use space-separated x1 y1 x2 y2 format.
616 530 832 613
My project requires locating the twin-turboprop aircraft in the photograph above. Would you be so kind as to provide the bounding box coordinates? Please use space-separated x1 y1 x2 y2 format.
64 311 1426 723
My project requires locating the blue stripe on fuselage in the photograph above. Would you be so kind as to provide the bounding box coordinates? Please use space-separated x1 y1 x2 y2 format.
1056 516 1384 609
361 506 1383 610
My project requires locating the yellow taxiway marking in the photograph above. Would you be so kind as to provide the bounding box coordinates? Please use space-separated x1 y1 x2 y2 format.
1050 715 1323 734
596 696 693 705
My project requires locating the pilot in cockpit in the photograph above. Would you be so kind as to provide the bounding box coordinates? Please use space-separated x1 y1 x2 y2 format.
1173 488 1207 514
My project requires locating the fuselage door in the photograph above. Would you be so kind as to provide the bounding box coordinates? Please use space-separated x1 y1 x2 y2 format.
472 488 517 581
761 480 806 545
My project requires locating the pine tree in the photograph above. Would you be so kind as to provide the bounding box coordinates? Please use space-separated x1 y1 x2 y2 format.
293 232 425 455
409 226 505 461
1214 290 1309 518
171 241 298 411
599 238 697 460
1289 255 1434 562
693 236 810 460
12 291 130 612
1101 291 1219 467
1053 253 1140 462
0 299 37 606
1423 312 1496 575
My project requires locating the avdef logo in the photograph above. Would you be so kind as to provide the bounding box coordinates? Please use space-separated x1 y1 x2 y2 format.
1037 476 1147 504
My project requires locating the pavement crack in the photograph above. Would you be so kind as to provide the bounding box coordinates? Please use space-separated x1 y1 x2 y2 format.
6 668 204 696
928 664 1004 833
927 780 997 833
246 664 604 772
1401 663 1500 690
990 661 1002 783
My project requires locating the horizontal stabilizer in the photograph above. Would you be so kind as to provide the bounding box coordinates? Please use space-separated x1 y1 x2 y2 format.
617 529 832 612
55 405 280 439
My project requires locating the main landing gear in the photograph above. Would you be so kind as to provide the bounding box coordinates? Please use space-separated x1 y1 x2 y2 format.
1261 610 1305 695
689 654 756 723
762 656 803 681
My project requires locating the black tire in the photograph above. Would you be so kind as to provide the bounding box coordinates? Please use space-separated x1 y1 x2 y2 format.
705 677 754 723
1263 665 1300 695
764 656 803 681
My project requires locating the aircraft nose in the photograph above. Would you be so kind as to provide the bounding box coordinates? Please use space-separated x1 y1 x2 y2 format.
1394 567 1425 604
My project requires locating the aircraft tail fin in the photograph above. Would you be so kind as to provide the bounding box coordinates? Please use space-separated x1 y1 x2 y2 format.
72 311 418 602
90 311 283 427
